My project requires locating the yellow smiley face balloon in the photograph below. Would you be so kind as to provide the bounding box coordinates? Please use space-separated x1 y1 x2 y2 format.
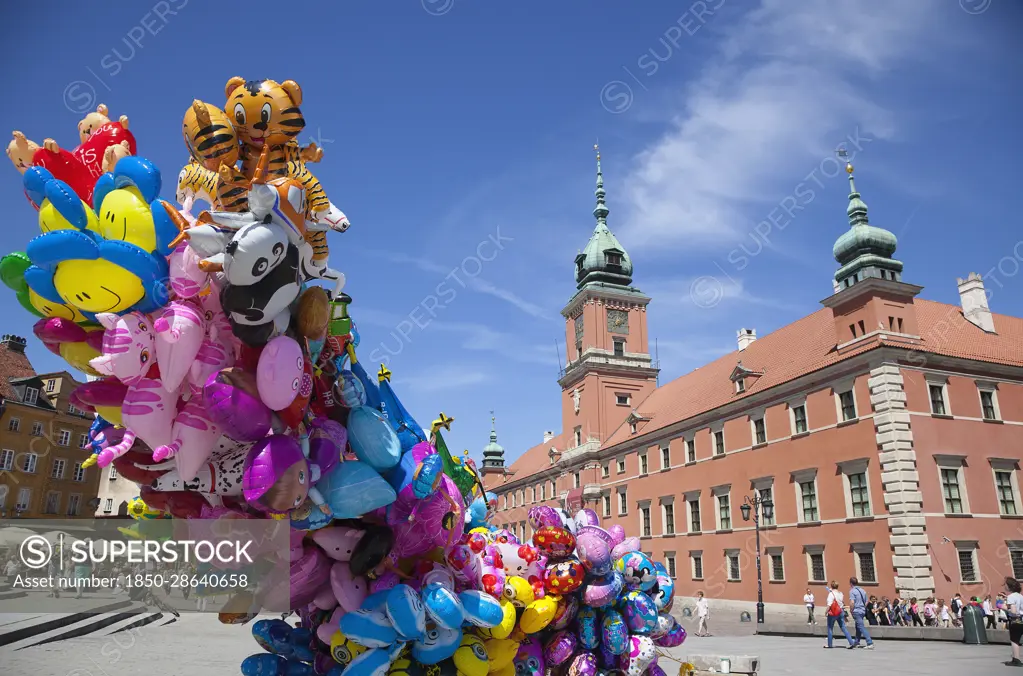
54 259 145 314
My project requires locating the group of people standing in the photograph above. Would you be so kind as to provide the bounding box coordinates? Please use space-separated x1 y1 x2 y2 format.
803 577 1022 667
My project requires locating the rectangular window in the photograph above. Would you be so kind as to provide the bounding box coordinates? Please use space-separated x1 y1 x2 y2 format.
754 417 766 445
957 547 977 583
617 458 626 474
689 499 701 532
666 555 676 578
22 453 38 473
619 491 627 515
980 390 998 420
16 488 31 510
692 554 703 580
857 551 877 584
839 391 857 420
717 494 731 530
7 417 19 433
67 494 81 516
44 491 60 514
640 454 648 475
759 487 775 526
801 481 819 522
58 429 71 446
714 431 725 456
616 394 630 406
603 494 611 517
728 553 740 581
641 506 651 537
51 458 66 480
550 480 556 498
736 378 745 393
996 471 1018 515
849 472 871 517
78 433 89 449
538 484 544 501
809 553 826 582
0 449 13 470
687 439 696 463
73 462 85 482
929 384 947 415
573 426 582 447
661 446 670 468
573 472 580 489
31 422 43 436
663 503 675 535
1010 549 1023 580
45 379 55 393
771 554 784 581
23 387 38 405
602 463 610 478
613 339 625 357
941 468 964 514
792 405 807 434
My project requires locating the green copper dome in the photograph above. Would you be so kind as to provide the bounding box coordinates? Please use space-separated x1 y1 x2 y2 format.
576 151 634 289
832 170 903 289
481 414 505 470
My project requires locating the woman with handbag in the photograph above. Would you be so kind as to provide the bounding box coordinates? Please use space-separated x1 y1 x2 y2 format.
824 580 855 649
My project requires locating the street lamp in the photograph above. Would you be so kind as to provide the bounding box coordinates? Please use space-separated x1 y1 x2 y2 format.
740 493 774 624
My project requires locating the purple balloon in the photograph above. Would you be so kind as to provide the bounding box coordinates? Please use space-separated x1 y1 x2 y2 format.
242 435 306 509
576 525 613 546
203 371 272 442
654 620 687 648
289 544 332 609
574 508 600 528
611 537 641 561
544 630 577 666
569 652 598 676
576 532 612 575
583 572 623 608
608 524 626 546
528 505 564 529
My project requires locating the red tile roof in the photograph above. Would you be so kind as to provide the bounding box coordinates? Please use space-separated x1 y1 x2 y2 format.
0 343 36 399
504 298 1023 483
502 432 569 485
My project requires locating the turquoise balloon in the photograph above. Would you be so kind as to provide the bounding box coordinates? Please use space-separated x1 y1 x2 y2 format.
347 406 402 471
319 460 397 519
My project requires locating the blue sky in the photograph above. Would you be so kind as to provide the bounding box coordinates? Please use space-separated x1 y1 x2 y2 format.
1 0 1020 466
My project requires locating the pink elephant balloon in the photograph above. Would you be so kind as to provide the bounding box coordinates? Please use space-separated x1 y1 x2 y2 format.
256 335 304 410
312 526 365 561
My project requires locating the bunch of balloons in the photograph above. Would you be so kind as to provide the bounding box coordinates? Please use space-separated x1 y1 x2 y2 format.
4 78 685 676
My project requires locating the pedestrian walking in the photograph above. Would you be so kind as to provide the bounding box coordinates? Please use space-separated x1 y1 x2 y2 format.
983 595 997 629
1004 577 1022 668
865 595 878 626
694 591 711 637
951 593 964 627
848 578 874 650
922 597 938 626
939 599 951 628
824 581 854 649
909 597 923 626
804 588 816 625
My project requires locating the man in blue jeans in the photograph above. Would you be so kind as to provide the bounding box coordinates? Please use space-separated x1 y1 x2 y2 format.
849 577 875 650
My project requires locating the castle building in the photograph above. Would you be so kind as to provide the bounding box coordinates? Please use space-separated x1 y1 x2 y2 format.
486 150 1023 607
0 336 100 519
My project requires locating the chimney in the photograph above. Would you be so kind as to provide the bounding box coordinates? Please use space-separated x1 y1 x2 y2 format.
0 335 27 353
957 273 996 333
543 431 555 443
737 328 757 351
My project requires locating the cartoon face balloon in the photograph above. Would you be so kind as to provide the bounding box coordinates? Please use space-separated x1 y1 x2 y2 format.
601 609 629 655
615 551 657 592
513 639 545 676
651 571 675 610
412 623 462 665
622 635 657 676
544 558 585 596
453 634 489 676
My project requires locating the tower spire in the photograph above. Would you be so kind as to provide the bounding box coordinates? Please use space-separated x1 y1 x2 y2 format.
593 143 609 224
481 409 505 474
841 151 869 227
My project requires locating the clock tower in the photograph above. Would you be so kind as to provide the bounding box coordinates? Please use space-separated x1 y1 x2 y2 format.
558 147 659 450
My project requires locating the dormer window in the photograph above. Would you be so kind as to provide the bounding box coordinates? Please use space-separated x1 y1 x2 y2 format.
605 251 622 267
729 362 762 394
735 378 745 394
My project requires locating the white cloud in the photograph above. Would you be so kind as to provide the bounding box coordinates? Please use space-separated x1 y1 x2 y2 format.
616 0 944 253
644 276 805 315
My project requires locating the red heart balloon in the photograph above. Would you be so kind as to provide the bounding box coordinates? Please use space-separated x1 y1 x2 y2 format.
73 121 136 179
31 146 95 205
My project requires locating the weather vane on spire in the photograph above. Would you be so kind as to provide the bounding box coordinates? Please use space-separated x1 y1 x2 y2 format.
837 147 853 174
